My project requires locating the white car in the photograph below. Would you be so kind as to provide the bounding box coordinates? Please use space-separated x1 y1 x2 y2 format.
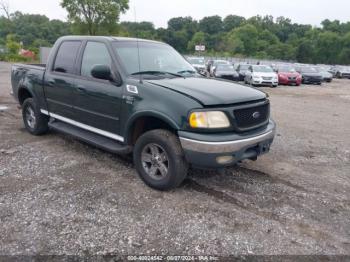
187 57 206 74
244 65 278 87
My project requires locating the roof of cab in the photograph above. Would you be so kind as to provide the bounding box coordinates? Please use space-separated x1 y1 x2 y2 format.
57 35 164 44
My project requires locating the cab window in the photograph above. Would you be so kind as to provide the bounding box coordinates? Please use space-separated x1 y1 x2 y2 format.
53 41 82 74
81 42 112 78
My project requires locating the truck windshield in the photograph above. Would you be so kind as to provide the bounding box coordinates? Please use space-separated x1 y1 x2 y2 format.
113 41 196 77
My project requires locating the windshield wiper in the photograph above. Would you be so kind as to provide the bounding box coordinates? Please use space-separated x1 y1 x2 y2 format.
131 71 183 78
177 70 197 74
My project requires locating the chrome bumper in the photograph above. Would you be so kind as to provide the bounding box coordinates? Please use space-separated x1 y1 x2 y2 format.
179 127 276 154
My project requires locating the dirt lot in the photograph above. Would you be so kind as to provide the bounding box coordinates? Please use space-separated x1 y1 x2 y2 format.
0 61 350 256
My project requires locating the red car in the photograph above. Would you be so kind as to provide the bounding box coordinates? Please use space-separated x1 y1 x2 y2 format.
276 65 302 86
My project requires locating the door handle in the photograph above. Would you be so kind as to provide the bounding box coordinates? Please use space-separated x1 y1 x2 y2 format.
47 81 55 87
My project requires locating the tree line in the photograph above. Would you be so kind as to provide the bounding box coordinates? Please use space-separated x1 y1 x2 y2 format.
1 1 350 64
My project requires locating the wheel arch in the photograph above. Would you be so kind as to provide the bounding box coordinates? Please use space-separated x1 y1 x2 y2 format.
124 111 180 145
17 86 35 105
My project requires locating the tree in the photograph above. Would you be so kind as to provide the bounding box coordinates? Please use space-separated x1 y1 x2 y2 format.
0 1 10 20
296 39 315 63
315 31 341 64
199 16 223 35
121 21 156 39
225 24 259 56
6 34 21 54
223 15 245 32
187 31 207 52
61 0 129 35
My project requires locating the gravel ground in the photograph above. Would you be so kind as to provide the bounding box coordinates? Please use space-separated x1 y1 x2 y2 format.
0 61 349 256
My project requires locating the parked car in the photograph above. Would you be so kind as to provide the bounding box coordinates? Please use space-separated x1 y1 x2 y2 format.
244 65 278 87
329 66 350 79
296 66 323 85
236 64 251 81
213 64 239 81
315 66 333 82
276 65 302 86
210 60 231 76
187 56 206 75
11 36 276 191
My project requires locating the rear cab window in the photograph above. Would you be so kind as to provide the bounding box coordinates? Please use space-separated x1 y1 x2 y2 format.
53 41 82 74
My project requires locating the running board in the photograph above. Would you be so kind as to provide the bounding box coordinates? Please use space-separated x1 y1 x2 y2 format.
48 120 132 155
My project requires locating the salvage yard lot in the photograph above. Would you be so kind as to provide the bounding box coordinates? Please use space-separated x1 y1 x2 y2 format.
0 61 349 255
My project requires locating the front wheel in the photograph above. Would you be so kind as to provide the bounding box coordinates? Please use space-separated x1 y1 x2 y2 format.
22 98 49 135
133 129 188 191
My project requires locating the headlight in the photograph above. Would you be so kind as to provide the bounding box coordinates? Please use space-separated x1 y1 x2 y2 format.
189 111 230 128
253 75 261 80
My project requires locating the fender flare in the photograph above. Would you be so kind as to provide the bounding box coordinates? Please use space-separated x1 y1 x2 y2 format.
17 85 36 104
123 110 180 144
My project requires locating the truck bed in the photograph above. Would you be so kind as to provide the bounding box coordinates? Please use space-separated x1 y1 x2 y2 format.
11 63 46 104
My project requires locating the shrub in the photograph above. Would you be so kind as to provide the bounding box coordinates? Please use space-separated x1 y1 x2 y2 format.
4 54 33 63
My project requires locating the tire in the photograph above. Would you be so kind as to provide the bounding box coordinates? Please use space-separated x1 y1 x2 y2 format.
250 78 257 87
133 129 188 191
22 98 49 135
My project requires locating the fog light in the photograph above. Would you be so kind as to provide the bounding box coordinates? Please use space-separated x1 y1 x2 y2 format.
216 156 234 165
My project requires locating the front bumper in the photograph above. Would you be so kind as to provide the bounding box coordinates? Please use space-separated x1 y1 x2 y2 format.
179 120 276 168
217 75 240 81
252 78 278 86
279 77 301 85
303 77 322 84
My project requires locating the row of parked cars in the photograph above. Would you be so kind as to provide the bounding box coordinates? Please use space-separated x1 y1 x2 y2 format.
186 57 350 87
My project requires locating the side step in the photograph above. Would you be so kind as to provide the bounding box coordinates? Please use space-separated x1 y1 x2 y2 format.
48 120 132 155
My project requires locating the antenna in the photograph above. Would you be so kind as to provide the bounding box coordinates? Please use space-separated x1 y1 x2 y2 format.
134 6 143 84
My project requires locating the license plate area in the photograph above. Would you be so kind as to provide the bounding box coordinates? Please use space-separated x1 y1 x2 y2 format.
257 141 271 155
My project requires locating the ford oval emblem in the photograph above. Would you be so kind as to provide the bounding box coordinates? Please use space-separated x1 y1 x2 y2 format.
252 111 261 119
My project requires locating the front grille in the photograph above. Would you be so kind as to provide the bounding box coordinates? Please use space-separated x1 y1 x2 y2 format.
221 75 233 80
234 103 269 130
288 77 296 80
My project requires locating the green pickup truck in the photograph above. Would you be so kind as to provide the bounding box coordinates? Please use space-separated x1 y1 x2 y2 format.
11 36 276 190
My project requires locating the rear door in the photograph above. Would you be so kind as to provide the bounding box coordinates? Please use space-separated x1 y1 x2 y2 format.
73 41 123 137
43 40 82 119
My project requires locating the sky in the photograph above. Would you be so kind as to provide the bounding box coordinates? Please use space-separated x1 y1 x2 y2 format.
4 0 350 28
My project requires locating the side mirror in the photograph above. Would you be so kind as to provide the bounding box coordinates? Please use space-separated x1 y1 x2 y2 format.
91 64 112 81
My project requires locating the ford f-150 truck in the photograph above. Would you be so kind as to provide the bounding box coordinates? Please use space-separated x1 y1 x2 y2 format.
11 36 276 190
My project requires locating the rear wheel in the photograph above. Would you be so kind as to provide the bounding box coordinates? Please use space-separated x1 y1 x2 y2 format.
22 98 49 135
133 129 188 191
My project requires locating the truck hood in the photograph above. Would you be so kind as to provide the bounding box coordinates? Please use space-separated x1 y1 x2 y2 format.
147 77 266 106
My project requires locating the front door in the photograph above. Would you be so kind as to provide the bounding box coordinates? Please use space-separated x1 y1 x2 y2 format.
73 41 123 138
